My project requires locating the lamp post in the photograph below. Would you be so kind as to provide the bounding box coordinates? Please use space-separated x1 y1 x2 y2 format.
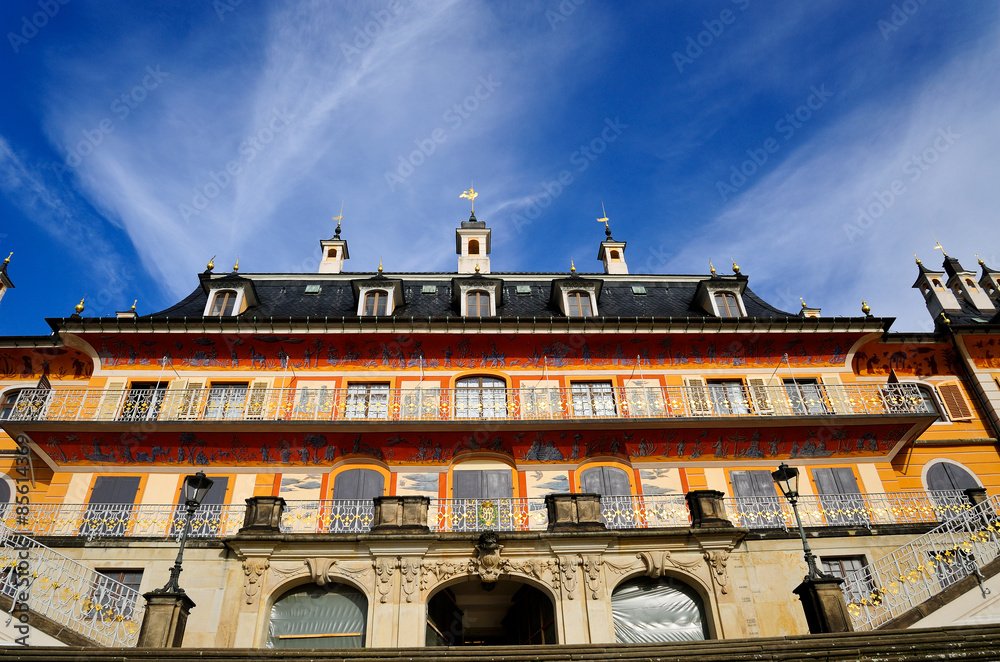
160 471 214 593
771 463 823 580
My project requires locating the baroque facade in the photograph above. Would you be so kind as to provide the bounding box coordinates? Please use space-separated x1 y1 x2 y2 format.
1 213 1000 649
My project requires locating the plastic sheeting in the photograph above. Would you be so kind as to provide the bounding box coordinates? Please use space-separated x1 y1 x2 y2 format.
611 578 707 643
266 584 367 649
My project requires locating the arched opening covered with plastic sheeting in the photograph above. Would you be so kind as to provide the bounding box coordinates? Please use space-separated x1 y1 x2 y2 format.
266 583 367 649
426 579 555 646
611 576 708 643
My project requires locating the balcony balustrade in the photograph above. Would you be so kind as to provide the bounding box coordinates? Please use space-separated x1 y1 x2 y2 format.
279 499 375 533
4 383 931 425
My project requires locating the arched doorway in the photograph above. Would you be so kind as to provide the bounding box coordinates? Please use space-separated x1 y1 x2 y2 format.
427 580 555 646
611 576 707 643
267 583 367 649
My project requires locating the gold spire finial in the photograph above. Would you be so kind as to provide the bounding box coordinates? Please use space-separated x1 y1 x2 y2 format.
861 300 871 316
378 256 383 274
474 262 480 273
709 259 716 275
977 253 985 266
597 202 610 227
800 297 807 309
570 259 576 273
74 296 86 315
233 255 240 272
130 299 137 312
732 259 740 274
3 252 11 265
332 201 344 223
933 235 946 257
914 254 921 265
460 183 478 213
207 255 215 271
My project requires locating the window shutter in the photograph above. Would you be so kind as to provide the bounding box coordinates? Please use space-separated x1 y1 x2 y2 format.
937 383 972 420
820 375 848 414
604 466 631 496
580 467 605 495
748 378 774 415
452 470 482 499
731 470 777 498
97 380 127 420
89 476 140 505
684 378 711 415
812 468 861 496
926 462 979 491
484 470 512 499
245 379 270 419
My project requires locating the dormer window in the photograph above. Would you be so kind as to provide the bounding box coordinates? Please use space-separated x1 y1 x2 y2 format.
208 289 238 316
467 290 491 317
363 290 390 316
714 292 741 318
567 290 593 317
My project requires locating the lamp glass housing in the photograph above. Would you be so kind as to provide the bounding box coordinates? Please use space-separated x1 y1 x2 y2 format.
182 471 214 507
771 463 799 498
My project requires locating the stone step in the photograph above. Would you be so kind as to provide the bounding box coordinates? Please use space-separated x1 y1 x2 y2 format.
3 624 1000 662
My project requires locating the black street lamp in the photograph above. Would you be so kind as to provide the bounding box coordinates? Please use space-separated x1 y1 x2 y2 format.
771 463 823 580
160 472 214 593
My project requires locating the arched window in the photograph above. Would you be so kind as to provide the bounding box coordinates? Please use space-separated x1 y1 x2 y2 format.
713 292 740 317
466 290 490 317
965 278 977 291
610 249 621 262
0 390 22 420
209 290 238 316
328 248 337 258
932 278 944 290
566 291 593 317
468 239 480 255
612 576 707 642
332 468 385 501
363 290 388 316
920 283 931 300
580 466 631 496
925 461 980 492
267 583 367 649
455 376 507 419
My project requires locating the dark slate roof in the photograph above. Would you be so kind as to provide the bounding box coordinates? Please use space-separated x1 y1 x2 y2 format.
144 272 797 320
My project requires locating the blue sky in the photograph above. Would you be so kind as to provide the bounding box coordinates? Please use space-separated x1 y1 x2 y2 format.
1 1 998 336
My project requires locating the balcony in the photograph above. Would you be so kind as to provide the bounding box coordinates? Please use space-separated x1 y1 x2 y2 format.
3 382 932 425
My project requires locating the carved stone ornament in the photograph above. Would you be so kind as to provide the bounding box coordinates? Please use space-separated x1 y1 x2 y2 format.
305 558 338 586
374 557 397 604
469 531 510 585
400 558 421 603
243 558 269 605
556 556 578 600
603 557 640 577
421 560 466 591
582 556 604 600
637 551 700 578
506 558 555 583
704 550 730 594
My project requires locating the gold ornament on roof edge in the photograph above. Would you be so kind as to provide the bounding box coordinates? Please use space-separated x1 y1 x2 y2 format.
75 297 86 314
3 252 10 264
207 255 215 271
861 301 871 316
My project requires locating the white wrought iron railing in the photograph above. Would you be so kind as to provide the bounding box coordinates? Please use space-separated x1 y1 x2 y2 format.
601 494 692 529
0 524 144 647
846 495 1000 630
0 503 245 541
4 383 932 424
429 498 549 532
280 500 375 533
725 491 971 530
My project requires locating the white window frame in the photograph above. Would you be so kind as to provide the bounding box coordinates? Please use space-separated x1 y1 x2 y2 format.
920 458 984 491
203 287 247 317
456 281 497 317
357 287 394 316
708 288 746 318
561 288 598 318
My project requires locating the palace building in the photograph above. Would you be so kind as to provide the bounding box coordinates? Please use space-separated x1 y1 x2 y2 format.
1 205 1000 650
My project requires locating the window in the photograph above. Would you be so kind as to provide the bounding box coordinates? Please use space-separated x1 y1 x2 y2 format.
706 379 749 416
327 248 338 258
571 382 616 417
332 469 385 500
119 382 167 421
451 468 514 531
812 467 867 526
581 465 633 527
455 376 507 419
566 291 593 317
468 239 480 255
204 382 249 420
714 292 741 317
363 290 389 316
612 577 707 643
926 462 979 492
267 584 367 648
730 470 783 527
81 476 141 537
345 383 390 420
172 477 229 536
783 379 828 415
932 278 944 290
89 569 142 621
467 290 490 317
936 382 973 420
610 249 621 261
821 557 874 607
208 289 238 316
0 390 22 420
965 278 977 291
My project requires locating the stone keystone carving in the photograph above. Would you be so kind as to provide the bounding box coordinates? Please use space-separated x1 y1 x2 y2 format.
469 531 510 586
305 558 338 586
637 551 700 578
243 558 269 605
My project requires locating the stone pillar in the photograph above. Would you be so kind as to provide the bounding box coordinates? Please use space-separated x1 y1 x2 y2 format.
370 496 430 533
240 496 285 533
686 490 733 528
137 591 196 648
964 487 989 507
545 493 606 532
793 576 854 634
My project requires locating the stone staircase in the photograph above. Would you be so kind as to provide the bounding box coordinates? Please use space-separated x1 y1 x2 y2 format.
1 624 1000 660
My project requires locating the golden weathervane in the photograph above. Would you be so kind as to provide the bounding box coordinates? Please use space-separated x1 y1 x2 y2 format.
460 184 479 213
596 202 610 228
